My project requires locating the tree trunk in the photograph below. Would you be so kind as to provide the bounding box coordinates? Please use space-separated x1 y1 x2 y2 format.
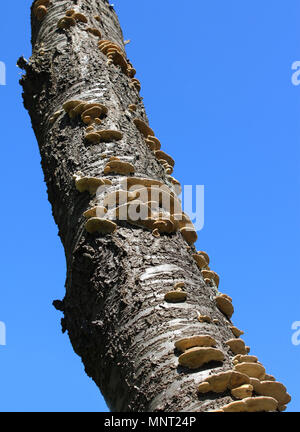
19 0 286 413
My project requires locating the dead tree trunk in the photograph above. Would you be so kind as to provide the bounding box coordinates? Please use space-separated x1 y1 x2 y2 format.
19 0 290 413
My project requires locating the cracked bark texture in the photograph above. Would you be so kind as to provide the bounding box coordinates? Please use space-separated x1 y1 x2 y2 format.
20 0 243 412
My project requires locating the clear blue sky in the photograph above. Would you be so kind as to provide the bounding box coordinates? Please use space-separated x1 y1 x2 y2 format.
0 0 299 412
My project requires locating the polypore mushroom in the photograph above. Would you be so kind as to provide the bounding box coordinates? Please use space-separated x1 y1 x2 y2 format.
234 362 266 380
62 100 82 113
35 5 48 20
230 326 244 338
215 294 234 319
57 16 76 29
164 290 187 303
85 217 117 235
221 396 278 413
107 50 128 74
154 150 175 168
83 206 107 219
128 104 137 112
131 78 141 92
74 175 112 195
198 371 250 394
145 136 161 151
180 227 198 245
175 335 217 352
178 347 224 369
33 0 50 20
103 190 138 208
192 253 209 270
250 380 291 408
86 129 123 144
226 338 247 355
98 40 123 55
81 105 108 124
153 217 177 234
198 315 212 324
86 27 102 37
72 12 88 23
201 270 220 287
233 354 258 365
121 177 165 190
231 384 253 400
133 118 155 138
104 159 135 176
127 65 136 78
264 374 276 382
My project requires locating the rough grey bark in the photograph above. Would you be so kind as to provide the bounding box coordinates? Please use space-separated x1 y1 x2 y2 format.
18 0 282 412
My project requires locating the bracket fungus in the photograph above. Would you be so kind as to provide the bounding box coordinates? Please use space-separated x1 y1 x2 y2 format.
154 150 175 168
85 217 117 235
234 362 266 380
98 40 133 76
249 379 291 408
192 253 209 270
231 384 253 400
201 270 220 287
180 227 198 245
86 129 123 144
104 159 135 176
233 355 258 365
230 326 244 338
57 16 76 29
226 339 247 355
178 347 224 370
128 104 137 112
131 78 141 92
86 27 102 38
198 315 212 324
164 288 187 303
63 100 108 125
58 10 88 29
83 206 107 219
198 371 250 394
74 174 112 195
175 335 217 352
33 0 50 20
145 136 161 151
215 294 234 319
121 177 165 190
103 190 139 208
73 12 88 23
133 118 155 138
220 396 278 413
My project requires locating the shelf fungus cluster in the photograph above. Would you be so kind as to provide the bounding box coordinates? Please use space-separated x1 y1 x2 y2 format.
98 40 137 79
63 100 108 124
103 178 186 237
57 9 88 29
196 353 291 411
133 118 175 175
33 0 50 20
